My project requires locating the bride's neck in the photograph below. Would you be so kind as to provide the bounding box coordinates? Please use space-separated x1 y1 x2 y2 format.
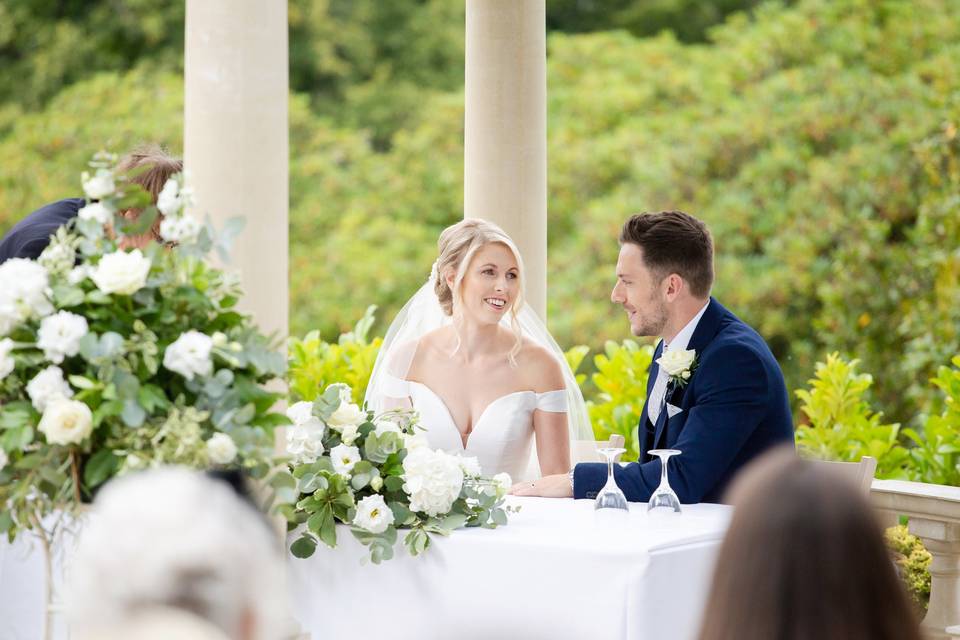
447 319 503 363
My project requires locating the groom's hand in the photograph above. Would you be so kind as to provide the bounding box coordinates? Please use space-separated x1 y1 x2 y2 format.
510 473 573 498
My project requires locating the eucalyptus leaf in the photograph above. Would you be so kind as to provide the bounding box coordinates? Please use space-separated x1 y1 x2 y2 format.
290 534 318 559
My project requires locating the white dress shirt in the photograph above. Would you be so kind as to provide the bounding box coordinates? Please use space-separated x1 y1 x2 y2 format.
646 301 710 425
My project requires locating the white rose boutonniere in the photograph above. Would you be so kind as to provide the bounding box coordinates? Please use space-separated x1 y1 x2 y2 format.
38 398 93 445
656 348 698 387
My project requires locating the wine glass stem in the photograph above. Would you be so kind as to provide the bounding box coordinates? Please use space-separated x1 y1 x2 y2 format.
607 455 615 483
659 455 669 488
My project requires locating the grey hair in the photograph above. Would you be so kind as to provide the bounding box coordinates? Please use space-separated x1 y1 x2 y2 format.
66 467 287 640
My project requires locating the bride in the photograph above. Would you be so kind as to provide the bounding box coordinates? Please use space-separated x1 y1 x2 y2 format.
365 218 591 481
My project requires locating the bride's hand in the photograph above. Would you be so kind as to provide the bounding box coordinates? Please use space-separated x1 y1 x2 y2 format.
509 473 573 498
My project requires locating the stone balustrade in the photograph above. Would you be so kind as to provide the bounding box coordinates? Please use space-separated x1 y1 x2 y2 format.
871 479 960 640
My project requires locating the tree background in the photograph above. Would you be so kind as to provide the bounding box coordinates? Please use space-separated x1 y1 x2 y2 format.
0 0 957 430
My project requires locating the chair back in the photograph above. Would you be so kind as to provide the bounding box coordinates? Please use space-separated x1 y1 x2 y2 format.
572 434 626 464
808 456 877 497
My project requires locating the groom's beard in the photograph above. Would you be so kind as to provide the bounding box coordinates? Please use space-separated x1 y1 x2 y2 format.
631 298 668 338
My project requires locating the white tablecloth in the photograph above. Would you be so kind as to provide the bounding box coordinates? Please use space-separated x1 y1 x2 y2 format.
288 497 731 640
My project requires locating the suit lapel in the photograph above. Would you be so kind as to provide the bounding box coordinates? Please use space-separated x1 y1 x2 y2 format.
637 339 663 461
650 298 727 449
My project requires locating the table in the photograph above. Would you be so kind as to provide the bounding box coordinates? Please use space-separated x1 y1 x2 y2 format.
288 497 732 640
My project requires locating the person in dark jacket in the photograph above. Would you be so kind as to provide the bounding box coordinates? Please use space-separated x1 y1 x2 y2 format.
0 145 182 264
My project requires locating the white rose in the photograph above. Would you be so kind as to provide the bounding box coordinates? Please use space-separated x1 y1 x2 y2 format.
457 455 482 478
0 259 52 335
0 338 14 379
0 448 8 472
206 433 238 465
286 401 324 431
82 170 115 200
327 400 364 432
90 249 151 296
156 178 181 216
159 214 202 244
402 448 464 517
77 202 113 225
26 366 73 412
493 472 513 492
37 311 89 364
163 330 214 380
286 424 325 465
374 419 402 438
330 444 361 476
38 398 92 445
656 348 697 377
353 494 394 534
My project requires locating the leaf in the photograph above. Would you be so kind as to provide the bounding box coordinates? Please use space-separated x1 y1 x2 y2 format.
0 404 32 430
120 399 146 428
83 450 119 488
440 512 469 530
68 375 98 390
491 508 508 526
290 534 318 559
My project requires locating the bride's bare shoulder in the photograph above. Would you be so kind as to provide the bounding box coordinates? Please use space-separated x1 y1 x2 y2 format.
517 338 565 392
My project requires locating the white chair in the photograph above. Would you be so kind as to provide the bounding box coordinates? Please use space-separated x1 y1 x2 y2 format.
807 456 877 497
572 434 626 464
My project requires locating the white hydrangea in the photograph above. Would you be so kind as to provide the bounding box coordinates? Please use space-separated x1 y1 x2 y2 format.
457 455 482 479
0 338 14 380
286 425 325 465
206 433 238 465
26 365 73 412
286 401 324 431
37 311 89 364
402 448 464 517
353 494 394 534
90 249 151 296
156 178 182 216
67 265 90 285
77 201 113 226
38 398 93 445
330 444 361 476
81 169 115 200
163 331 214 380
38 241 76 274
159 214 202 244
0 259 53 336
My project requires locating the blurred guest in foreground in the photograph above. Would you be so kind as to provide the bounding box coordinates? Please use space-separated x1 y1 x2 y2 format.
0 145 181 263
697 447 923 640
66 467 288 640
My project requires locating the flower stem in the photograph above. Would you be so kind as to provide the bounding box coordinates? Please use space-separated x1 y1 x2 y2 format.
70 449 82 504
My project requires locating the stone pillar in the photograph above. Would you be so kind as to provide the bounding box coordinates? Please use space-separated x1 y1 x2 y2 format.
910 519 960 640
184 0 289 339
464 0 547 320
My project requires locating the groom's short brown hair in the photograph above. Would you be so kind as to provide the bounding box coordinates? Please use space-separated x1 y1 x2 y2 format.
619 210 714 297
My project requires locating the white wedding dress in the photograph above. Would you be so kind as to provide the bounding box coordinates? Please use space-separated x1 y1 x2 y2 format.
381 372 568 480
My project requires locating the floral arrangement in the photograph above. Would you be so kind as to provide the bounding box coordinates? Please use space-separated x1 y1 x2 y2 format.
278 383 514 564
0 153 287 542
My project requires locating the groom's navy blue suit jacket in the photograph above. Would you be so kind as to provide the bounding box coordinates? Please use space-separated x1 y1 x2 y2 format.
573 298 794 503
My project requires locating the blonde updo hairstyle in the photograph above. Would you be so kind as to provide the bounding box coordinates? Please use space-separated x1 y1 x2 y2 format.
434 218 525 364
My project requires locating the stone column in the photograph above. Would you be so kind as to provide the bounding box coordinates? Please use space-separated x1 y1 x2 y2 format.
184 0 289 339
464 0 547 320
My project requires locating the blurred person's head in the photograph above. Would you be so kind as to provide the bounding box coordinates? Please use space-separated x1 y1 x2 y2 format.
67 467 286 640
698 447 922 640
114 144 182 249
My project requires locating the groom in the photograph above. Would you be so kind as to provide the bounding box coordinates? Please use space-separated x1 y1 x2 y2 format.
519 210 794 503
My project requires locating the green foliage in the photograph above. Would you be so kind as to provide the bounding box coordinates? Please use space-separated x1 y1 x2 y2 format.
901 356 960 486
286 306 382 405
585 340 655 461
885 524 932 611
795 353 909 478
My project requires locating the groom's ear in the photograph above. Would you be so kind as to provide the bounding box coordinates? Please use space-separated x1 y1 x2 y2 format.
664 273 684 300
